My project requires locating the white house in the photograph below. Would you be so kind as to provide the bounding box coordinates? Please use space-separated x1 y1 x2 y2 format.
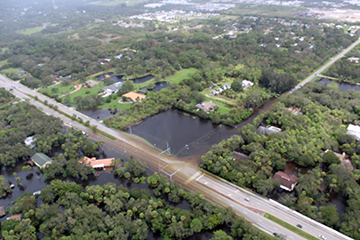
347 124 360 141
242 80 254 88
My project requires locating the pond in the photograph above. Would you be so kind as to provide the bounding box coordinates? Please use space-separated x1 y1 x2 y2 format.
140 81 168 92
77 107 119 120
316 78 360 91
131 74 155 84
126 98 278 158
95 72 124 82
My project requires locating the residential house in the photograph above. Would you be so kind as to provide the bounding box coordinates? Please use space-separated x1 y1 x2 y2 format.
6 214 22 221
102 82 123 94
31 153 53 168
347 124 360 141
323 149 354 171
122 91 146 102
222 84 231 90
286 107 303 115
273 171 298 191
197 101 218 113
256 126 281 135
80 156 115 170
242 80 254 88
99 58 111 64
86 80 100 88
24 136 36 149
348 57 359 63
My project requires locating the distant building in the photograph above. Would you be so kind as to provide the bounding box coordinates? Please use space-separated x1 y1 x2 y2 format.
122 91 146 102
80 156 115 170
31 153 53 168
222 84 231 90
99 58 111 64
197 101 218 113
257 126 281 135
273 171 298 191
86 80 100 88
347 124 360 141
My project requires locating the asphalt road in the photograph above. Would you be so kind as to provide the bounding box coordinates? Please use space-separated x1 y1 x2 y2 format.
292 37 360 92
0 69 355 240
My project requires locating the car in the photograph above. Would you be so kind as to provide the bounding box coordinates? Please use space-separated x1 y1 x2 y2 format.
319 234 326 239
244 197 250 202
296 224 302 228
273 233 279 237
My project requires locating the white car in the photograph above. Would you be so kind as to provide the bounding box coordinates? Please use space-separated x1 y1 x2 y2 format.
245 197 250 202
319 234 326 239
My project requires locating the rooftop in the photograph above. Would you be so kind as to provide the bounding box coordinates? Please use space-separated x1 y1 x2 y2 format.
31 153 52 168
273 171 298 191
80 156 115 169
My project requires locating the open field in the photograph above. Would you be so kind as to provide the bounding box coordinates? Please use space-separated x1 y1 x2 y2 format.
40 82 78 97
225 4 306 17
90 0 145 6
16 27 45 35
163 68 197 84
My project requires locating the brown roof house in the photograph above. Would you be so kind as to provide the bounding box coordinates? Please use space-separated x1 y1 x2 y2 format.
273 171 298 191
80 156 115 170
196 101 218 113
323 149 354 171
31 153 53 168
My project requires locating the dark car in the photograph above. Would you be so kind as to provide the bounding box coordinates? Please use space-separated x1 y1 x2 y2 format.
273 233 279 237
296 224 303 228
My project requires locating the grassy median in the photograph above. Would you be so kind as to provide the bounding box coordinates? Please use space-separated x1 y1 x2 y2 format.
264 213 318 240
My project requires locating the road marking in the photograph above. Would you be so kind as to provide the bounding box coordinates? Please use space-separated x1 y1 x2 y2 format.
184 172 203 185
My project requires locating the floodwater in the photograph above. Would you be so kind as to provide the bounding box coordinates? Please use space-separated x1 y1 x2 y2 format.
131 74 155 84
95 72 124 82
77 107 118 120
316 78 360 91
140 81 168 92
126 98 278 158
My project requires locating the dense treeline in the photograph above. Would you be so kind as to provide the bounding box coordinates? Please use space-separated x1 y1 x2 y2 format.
200 83 360 238
1 169 268 239
0 101 62 167
0 88 14 104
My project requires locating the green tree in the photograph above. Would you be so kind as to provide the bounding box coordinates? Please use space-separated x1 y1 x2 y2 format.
231 80 243 92
210 230 233 240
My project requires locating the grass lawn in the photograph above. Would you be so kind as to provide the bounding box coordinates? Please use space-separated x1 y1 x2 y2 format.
204 96 232 115
40 82 78 97
163 68 197 84
0 60 7 68
16 27 45 35
264 213 318 240
0 67 21 75
90 0 145 6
